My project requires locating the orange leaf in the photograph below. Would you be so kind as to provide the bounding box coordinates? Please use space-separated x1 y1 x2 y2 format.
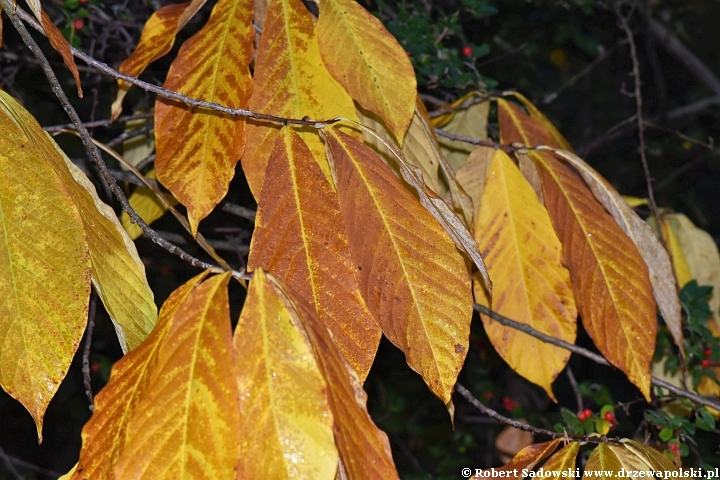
325 128 473 403
154 0 254 234
41 9 82 97
248 128 381 379
506 92 573 152
497 98 559 148
270 274 400 480
242 0 358 198
72 272 209 479
111 0 208 119
235 269 338 479
533 152 656 400
479 439 562 478
475 150 576 399
114 272 238 478
318 0 416 143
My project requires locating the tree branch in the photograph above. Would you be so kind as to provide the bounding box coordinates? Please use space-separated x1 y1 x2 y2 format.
1 2 249 281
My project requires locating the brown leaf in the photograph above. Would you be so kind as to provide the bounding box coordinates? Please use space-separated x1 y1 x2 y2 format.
41 10 82 97
498 98 558 148
533 152 657 400
516 151 544 204
455 145 494 209
495 423 534 464
550 148 683 358
325 128 473 403
507 92 573 151
248 128 381 379
479 439 562 478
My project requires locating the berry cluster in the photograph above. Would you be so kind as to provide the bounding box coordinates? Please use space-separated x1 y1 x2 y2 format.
700 347 713 368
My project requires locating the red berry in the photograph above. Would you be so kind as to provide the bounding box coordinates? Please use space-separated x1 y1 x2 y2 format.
160 266 171 276
462 46 472 57
701 359 712 368
604 411 615 421
79 0 89 3
90 362 100 373
73 18 84 30
577 408 592 420
705 348 712 357
484 391 493 400
668 442 680 453
657 425 663 430
502 396 518 411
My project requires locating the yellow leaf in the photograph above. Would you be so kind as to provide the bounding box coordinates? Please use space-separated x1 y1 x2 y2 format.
114 272 239 479
235 269 338 479
248 129 381 379
155 0 254 234
434 94 490 171
533 151 657 401
583 443 663 479
475 150 576 399
551 149 683 359
268 272 400 479
622 439 679 472
242 0 359 199
0 113 90 441
318 0 416 143
507 92 573 152
325 128 473 403
121 169 178 241
624 196 649 208
0 91 157 353
540 442 579 472
72 272 209 480
111 0 208 119
665 213 720 315
582 444 622 479
659 217 693 289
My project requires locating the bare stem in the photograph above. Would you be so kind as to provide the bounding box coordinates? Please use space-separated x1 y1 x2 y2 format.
82 292 97 411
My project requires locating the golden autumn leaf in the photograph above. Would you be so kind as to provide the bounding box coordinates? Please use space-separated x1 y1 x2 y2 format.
72 272 209 480
40 9 83 97
242 0 359 198
583 443 668 480
248 128 381 379
0 91 157 353
325 128 473 403
515 151 545 204
121 170 177 241
550 148 683 359
540 441 579 472
474 149 577 399
114 272 239 479
155 0 254 234
235 269 338 480
656 217 693 289
582 444 623 479
506 92 573 152
533 152 656 400
111 0 208 119
0 113 90 441
318 0 416 143
268 272 400 480
479 439 562 479
432 94 490 171
621 439 678 472
664 213 720 315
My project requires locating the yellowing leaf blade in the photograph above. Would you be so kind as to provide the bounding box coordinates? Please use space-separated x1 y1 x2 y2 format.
475 150 577 399
41 10 83 97
0 114 90 441
478 439 562 478
534 152 657 400
540 442 579 471
248 129 381 379
269 273 399 480
72 272 209 479
114 272 239 479
121 170 176 241
0 91 157 353
235 269 338 479
155 0 254 234
242 0 359 198
318 0 416 142
326 128 473 403
434 95 490 171
551 149 683 358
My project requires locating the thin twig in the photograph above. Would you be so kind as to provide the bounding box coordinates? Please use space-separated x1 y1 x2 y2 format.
566 367 583 412
82 292 97 411
427 93 492 119
0 452 59 478
2 4 250 281
43 111 154 133
222 203 257 222
455 383 617 445
474 303 720 411
643 121 717 152
0 445 24 480
616 5 665 249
